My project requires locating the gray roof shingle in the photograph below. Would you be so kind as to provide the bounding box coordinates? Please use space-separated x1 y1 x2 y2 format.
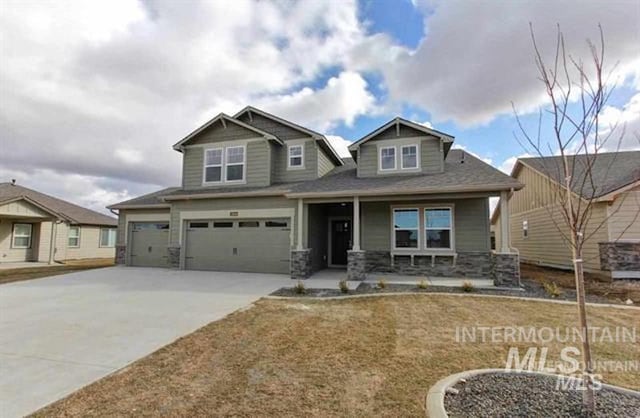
107 187 179 208
519 151 640 198
0 183 117 226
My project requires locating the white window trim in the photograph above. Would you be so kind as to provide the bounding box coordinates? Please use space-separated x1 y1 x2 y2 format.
522 220 529 239
287 143 305 169
379 146 397 171
392 208 420 250
202 145 246 185
224 145 247 183
400 144 420 170
424 207 454 250
68 226 81 248
389 204 456 253
12 223 32 249
99 228 116 248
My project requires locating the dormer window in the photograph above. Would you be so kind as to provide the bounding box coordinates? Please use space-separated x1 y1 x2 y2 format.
288 144 304 169
380 146 396 170
401 145 418 169
203 145 246 184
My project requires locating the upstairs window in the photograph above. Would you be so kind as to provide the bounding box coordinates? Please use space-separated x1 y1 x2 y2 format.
380 146 396 170
204 148 223 183
288 144 304 168
68 226 81 247
393 209 419 248
401 145 418 169
225 146 245 182
12 223 32 248
425 208 452 249
100 228 116 247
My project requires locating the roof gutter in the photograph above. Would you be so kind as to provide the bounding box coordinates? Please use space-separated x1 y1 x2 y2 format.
106 203 172 210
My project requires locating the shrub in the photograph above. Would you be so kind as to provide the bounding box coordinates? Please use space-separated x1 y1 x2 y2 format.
543 281 562 298
293 280 306 295
417 279 429 289
377 278 387 289
338 280 349 293
461 280 475 293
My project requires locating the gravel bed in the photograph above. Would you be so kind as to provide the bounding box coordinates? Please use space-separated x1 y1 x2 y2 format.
269 280 631 305
444 372 640 418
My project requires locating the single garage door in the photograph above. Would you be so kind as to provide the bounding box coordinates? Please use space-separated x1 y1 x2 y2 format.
185 218 290 273
129 222 169 267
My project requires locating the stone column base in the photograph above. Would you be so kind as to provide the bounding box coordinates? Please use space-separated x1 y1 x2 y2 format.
115 245 126 265
291 249 312 280
491 252 520 287
347 250 366 281
599 242 640 277
168 245 181 268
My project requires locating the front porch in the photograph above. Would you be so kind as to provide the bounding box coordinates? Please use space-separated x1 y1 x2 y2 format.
290 193 520 287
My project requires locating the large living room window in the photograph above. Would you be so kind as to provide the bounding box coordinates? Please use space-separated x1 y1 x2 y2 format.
12 223 32 248
425 208 452 249
99 228 116 247
393 209 419 248
203 145 246 184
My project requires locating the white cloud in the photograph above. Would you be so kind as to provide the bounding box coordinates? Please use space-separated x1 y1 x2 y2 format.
497 154 534 175
451 144 493 165
326 135 353 158
599 93 640 151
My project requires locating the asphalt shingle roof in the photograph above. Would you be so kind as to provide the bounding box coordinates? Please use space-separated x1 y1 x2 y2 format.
0 183 117 226
519 151 640 198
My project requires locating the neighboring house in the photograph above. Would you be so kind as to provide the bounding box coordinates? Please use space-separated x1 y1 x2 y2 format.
0 182 118 264
491 152 640 279
109 106 523 285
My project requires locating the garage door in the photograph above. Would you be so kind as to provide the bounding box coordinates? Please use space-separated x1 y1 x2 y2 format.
185 218 290 273
129 222 169 267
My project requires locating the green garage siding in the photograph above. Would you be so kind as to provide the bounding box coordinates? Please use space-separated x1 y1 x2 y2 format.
361 198 490 252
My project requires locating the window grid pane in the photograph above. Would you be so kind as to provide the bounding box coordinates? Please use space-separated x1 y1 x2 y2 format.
205 149 222 165
425 208 452 249
394 209 418 248
402 146 418 168
381 147 396 170
226 147 244 164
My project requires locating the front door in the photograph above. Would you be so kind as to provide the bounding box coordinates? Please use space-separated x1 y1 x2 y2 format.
331 219 351 266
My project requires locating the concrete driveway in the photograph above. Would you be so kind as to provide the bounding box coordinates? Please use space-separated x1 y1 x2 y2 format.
0 267 290 417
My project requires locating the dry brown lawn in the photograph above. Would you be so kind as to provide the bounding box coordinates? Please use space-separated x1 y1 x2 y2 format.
0 258 114 285
33 295 639 417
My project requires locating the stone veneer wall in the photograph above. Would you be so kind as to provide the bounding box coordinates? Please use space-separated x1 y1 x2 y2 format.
291 249 312 280
115 245 126 265
491 252 520 287
599 242 640 274
347 250 366 280
168 245 181 268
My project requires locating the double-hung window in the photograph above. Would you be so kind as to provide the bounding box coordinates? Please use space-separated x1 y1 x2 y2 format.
204 148 223 183
204 145 245 184
225 146 245 181
99 228 116 247
288 144 304 168
68 226 81 247
393 209 419 248
401 145 418 169
12 223 32 248
425 208 452 249
380 146 396 170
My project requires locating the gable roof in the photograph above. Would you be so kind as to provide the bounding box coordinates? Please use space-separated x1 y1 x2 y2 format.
0 183 117 226
285 149 522 198
172 113 283 151
107 187 179 209
233 106 344 166
515 151 640 200
348 117 455 152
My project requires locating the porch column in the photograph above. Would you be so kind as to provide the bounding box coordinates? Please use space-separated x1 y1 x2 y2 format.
48 220 57 264
296 198 304 250
499 191 511 252
352 195 361 251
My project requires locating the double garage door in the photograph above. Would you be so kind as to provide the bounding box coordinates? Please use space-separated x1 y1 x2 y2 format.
184 218 291 274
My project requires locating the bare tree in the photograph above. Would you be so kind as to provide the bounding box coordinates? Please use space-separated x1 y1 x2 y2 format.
512 25 637 415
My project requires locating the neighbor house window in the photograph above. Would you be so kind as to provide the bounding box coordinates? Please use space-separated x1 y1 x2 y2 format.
380 146 396 170
401 144 418 169
12 223 32 248
393 209 419 248
288 144 304 168
68 226 80 247
523 220 528 238
425 208 452 249
225 146 245 182
204 148 223 183
99 228 116 247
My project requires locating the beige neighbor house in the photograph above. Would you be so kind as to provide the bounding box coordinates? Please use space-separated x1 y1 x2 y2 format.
492 151 640 279
109 106 524 286
0 182 117 264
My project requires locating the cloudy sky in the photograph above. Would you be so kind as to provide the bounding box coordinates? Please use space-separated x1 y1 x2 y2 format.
1 0 639 215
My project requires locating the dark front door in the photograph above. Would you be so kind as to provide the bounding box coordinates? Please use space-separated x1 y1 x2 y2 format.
331 219 351 265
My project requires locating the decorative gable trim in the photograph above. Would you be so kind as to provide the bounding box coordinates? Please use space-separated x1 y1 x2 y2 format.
172 113 282 151
348 117 454 151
